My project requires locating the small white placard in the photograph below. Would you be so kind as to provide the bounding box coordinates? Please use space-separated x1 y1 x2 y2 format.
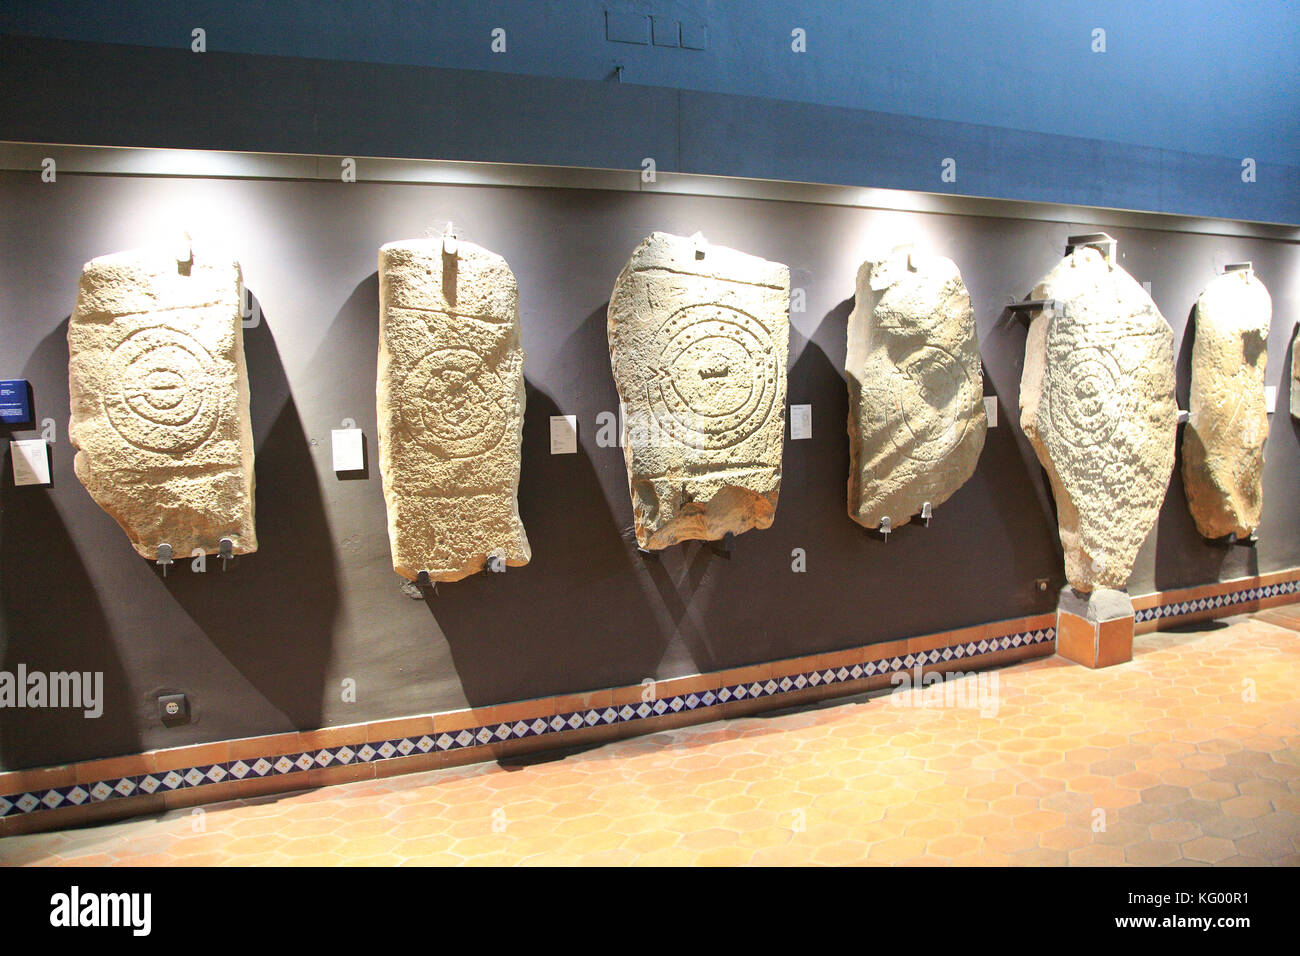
331 428 364 471
550 415 578 455
10 439 50 486
1265 385 1278 414
790 404 812 440
984 397 998 427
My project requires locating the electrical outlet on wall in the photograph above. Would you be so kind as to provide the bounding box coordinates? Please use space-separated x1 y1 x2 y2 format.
158 692 190 727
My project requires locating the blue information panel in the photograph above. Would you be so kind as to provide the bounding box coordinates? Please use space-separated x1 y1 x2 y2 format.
0 380 32 423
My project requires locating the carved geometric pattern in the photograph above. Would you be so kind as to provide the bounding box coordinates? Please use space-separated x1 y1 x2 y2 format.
104 325 222 454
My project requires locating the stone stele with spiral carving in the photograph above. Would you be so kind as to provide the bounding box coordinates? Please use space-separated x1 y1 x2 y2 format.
377 238 530 582
67 240 257 559
608 232 789 550
1019 247 1177 592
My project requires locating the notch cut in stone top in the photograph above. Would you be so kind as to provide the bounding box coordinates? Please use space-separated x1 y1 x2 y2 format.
846 246 986 530
67 238 257 559
608 231 790 550
376 237 530 582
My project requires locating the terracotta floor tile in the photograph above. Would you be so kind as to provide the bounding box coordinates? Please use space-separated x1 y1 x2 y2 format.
6 613 1299 867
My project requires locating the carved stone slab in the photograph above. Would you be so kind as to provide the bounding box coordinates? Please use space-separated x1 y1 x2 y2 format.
846 248 986 529
377 238 530 582
1019 248 1177 592
1292 324 1300 419
1182 270 1271 539
67 241 256 559
608 232 789 549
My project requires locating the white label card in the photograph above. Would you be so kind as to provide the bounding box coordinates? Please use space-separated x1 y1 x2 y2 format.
331 428 364 471
984 397 998 428
790 404 812 440
1265 385 1278 414
550 415 578 455
11 439 50 486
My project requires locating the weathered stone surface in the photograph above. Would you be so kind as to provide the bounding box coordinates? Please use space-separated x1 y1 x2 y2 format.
67 240 256 559
1291 324 1300 419
846 247 986 529
377 238 530 581
608 232 789 549
1182 270 1271 539
1019 248 1177 592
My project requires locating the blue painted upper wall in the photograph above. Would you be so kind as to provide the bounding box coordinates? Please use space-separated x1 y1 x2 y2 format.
4 0 1298 166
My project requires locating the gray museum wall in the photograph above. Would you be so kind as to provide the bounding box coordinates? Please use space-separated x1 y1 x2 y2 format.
1 169 1297 771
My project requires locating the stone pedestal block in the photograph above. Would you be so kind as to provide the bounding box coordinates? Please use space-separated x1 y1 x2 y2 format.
1055 587 1134 669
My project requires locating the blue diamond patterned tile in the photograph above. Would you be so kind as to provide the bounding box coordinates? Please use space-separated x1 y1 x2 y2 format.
89 781 113 801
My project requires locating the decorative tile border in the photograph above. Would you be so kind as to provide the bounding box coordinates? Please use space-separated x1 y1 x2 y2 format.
3 566 1297 833
1136 579 1299 623
0 625 1054 825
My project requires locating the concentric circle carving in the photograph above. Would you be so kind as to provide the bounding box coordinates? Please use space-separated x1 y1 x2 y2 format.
647 303 779 450
1050 346 1125 449
104 326 221 453
400 347 505 458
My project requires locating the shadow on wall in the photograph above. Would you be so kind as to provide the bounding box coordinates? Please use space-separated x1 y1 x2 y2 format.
0 318 140 771
427 380 668 706
968 306 1067 603
424 304 666 705
637 312 856 673
161 299 342 732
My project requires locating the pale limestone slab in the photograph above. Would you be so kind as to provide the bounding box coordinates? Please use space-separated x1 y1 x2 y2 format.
377 238 530 582
1019 248 1177 592
846 247 986 529
67 240 256 559
1291 324 1300 419
1182 270 1271 539
608 232 789 549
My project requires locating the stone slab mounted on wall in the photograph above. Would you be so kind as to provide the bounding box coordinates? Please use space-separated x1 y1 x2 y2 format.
67 239 256 559
846 247 986 530
1182 270 1272 540
1019 248 1177 592
1292 324 1300 419
377 238 530 582
608 232 790 550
